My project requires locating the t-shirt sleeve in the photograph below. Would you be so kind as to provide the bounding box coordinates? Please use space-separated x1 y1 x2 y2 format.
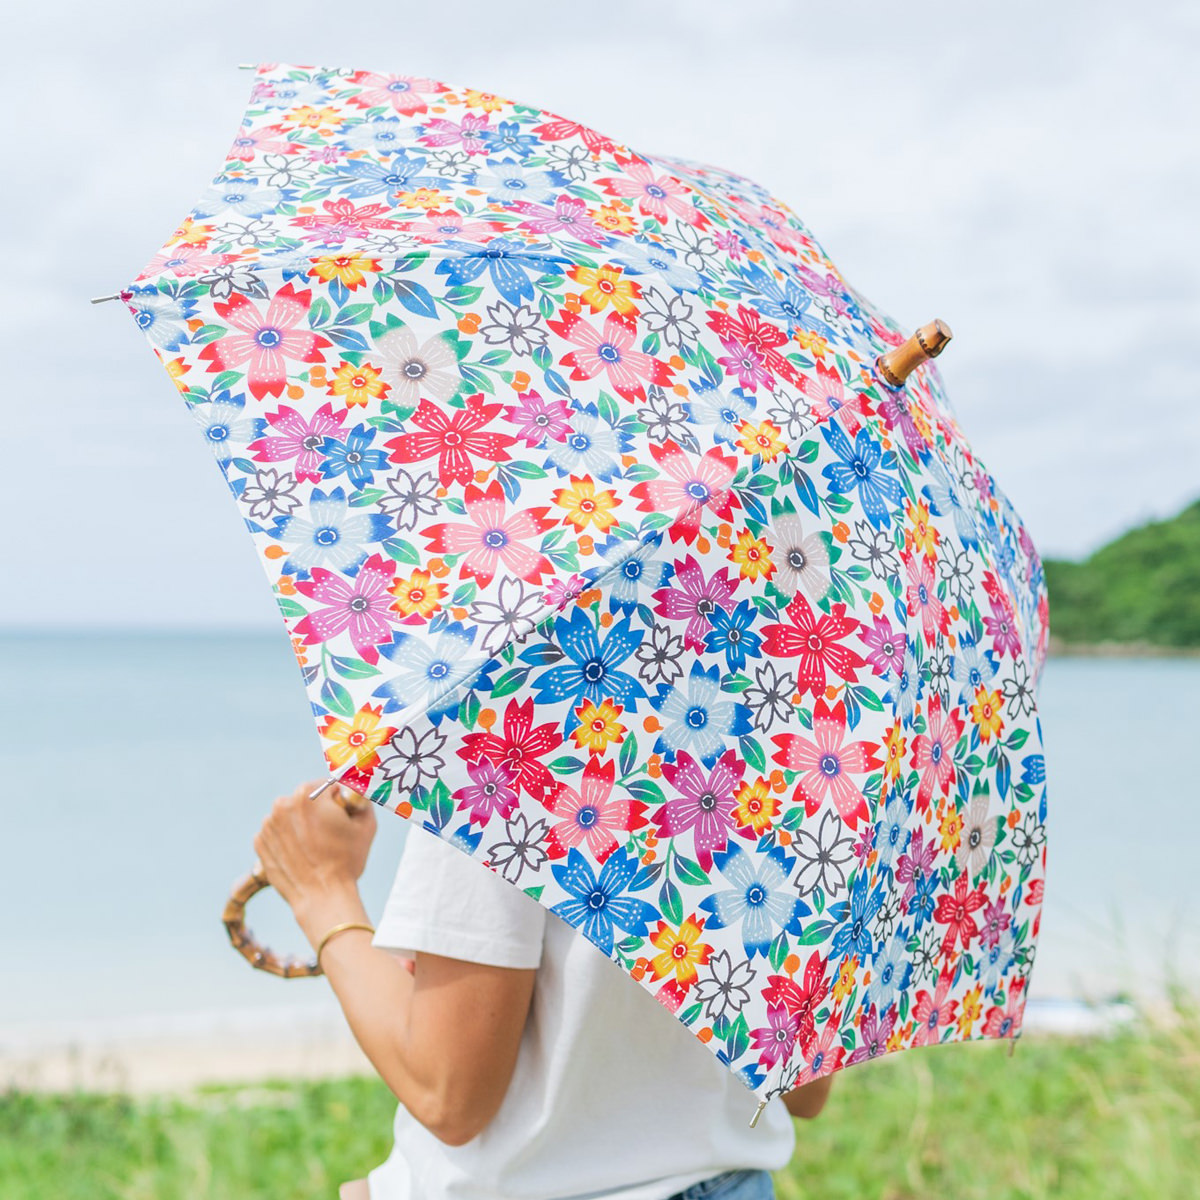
371 824 546 969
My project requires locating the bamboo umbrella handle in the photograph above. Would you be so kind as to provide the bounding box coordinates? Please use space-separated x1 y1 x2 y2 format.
875 318 953 388
222 782 371 978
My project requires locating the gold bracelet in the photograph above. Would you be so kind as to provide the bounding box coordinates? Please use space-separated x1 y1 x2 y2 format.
315 921 376 964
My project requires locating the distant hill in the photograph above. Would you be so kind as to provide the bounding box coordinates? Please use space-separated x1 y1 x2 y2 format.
1043 496 1200 651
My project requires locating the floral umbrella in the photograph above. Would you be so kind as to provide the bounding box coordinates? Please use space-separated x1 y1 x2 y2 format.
114 61 1050 1115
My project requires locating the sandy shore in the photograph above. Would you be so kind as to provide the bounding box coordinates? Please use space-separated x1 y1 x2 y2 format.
0 998 1139 1096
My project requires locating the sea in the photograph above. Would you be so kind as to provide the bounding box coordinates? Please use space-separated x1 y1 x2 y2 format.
2 630 1196 1047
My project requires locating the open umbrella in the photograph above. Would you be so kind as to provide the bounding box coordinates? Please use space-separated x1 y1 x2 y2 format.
103 61 1050 1117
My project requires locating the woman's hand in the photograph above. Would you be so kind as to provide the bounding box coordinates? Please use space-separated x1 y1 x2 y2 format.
253 779 377 943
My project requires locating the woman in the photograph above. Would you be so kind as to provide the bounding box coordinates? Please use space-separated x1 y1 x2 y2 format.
255 779 834 1200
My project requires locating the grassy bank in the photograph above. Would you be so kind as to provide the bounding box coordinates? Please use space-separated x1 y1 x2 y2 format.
4 1007 1198 1200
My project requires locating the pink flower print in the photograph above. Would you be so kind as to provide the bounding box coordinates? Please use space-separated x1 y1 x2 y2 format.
912 969 959 1047
248 401 349 484
292 552 397 665
455 758 520 825
544 757 646 863
717 337 772 392
706 304 800 392
799 360 873 437
546 574 586 608
419 113 494 156
846 1003 897 1065
984 591 1023 661
630 444 739 544
770 696 884 829
503 391 572 446
652 555 736 651
598 159 707 227
423 479 554 588
904 549 951 646
200 283 331 401
750 1000 801 1070
979 898 1012 949
547 309 675 403
406 208 506 245
896 825 936 913
293 198 404 243
509 195 610 247
143 245 234 278
859 614 906 679
346 71 444 116
654 748 744 872
227 124 295 162
910 692 963 812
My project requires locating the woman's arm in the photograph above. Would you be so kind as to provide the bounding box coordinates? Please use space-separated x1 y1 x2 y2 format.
255 781 536 1146
780 1073 835 1119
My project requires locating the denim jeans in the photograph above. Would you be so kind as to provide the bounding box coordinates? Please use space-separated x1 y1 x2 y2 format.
666 1169 775 1200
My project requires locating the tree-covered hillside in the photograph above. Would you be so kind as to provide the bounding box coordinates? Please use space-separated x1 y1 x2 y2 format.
1044 496 1200 649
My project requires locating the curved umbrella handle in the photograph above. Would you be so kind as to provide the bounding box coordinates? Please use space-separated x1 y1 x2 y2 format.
221 782 370 978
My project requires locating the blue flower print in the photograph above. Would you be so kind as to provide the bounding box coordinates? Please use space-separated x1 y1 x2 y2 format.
653 661 752 766
127 285 197 352
951 632 999 706
190 390 260 465
704 599 762 672
532 605 646 719
698 843 811 959
193 177 283 220
373 625 484 717
596 536 674 614
829 871 885 961
687 384 755 444
551 847 659 955
272 486 393 574
874 788 913 875
544 405 631 482
820 420 904 529
472 159 564 205
435 236 563 305
320 424 390 489
866 931 913 1013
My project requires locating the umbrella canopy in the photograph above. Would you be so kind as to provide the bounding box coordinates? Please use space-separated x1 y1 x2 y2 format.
119 61 1050 1109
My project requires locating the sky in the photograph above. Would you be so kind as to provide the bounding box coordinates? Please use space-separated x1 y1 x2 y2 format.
5 0 1197 629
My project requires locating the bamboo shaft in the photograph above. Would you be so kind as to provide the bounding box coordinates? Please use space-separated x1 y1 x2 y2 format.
875 318 953 388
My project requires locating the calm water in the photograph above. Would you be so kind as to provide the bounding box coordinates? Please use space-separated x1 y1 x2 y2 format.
2 631 1196 1037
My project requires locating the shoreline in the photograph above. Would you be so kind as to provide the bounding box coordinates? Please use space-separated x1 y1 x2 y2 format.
1046 635 1200 658
0 997 1143 1097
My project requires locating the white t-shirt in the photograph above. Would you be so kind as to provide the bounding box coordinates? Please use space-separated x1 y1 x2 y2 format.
366 824 796 1200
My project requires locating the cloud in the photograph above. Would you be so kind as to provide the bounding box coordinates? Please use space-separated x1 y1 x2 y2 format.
4 0 1196 626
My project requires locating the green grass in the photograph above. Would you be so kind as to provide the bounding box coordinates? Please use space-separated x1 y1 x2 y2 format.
4 1005 1198 1200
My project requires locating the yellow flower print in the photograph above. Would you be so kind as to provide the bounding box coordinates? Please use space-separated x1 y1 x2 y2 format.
905 497 940 560
309 253 382 290
733 777 778 834
882 721 907 783
591 202 637 235
553 477 621 533
795 328 830 360
320 704 395 770
728 529 775 581
571 699 627 755
287 105 342 134
938 802 964 855
328 361 390 407
649 914 712 987
569 263 641 316
957 985 984 1037
389 569 446 620
969 685 1004 743
736 419 787 462
833 955 859 1004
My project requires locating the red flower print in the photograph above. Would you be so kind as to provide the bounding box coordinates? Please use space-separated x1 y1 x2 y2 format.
423 479 554 587
458 696 563 802
705 303 801 391
799 359 873 437
386 395 515 487
764 951 830 1049
910 692 964 813
199 283 331 401
293 552 398 666
933 871 988 959
547 308 675 403
630 443 738 544
544 756 647 862
248 400 349 483
771 696 884 828
292 198 405 242
454 758 520 825
982 570 1024 660
761 593 867 699
597 156 708 227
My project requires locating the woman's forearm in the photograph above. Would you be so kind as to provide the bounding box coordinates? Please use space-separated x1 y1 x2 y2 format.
292 886 443 1129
